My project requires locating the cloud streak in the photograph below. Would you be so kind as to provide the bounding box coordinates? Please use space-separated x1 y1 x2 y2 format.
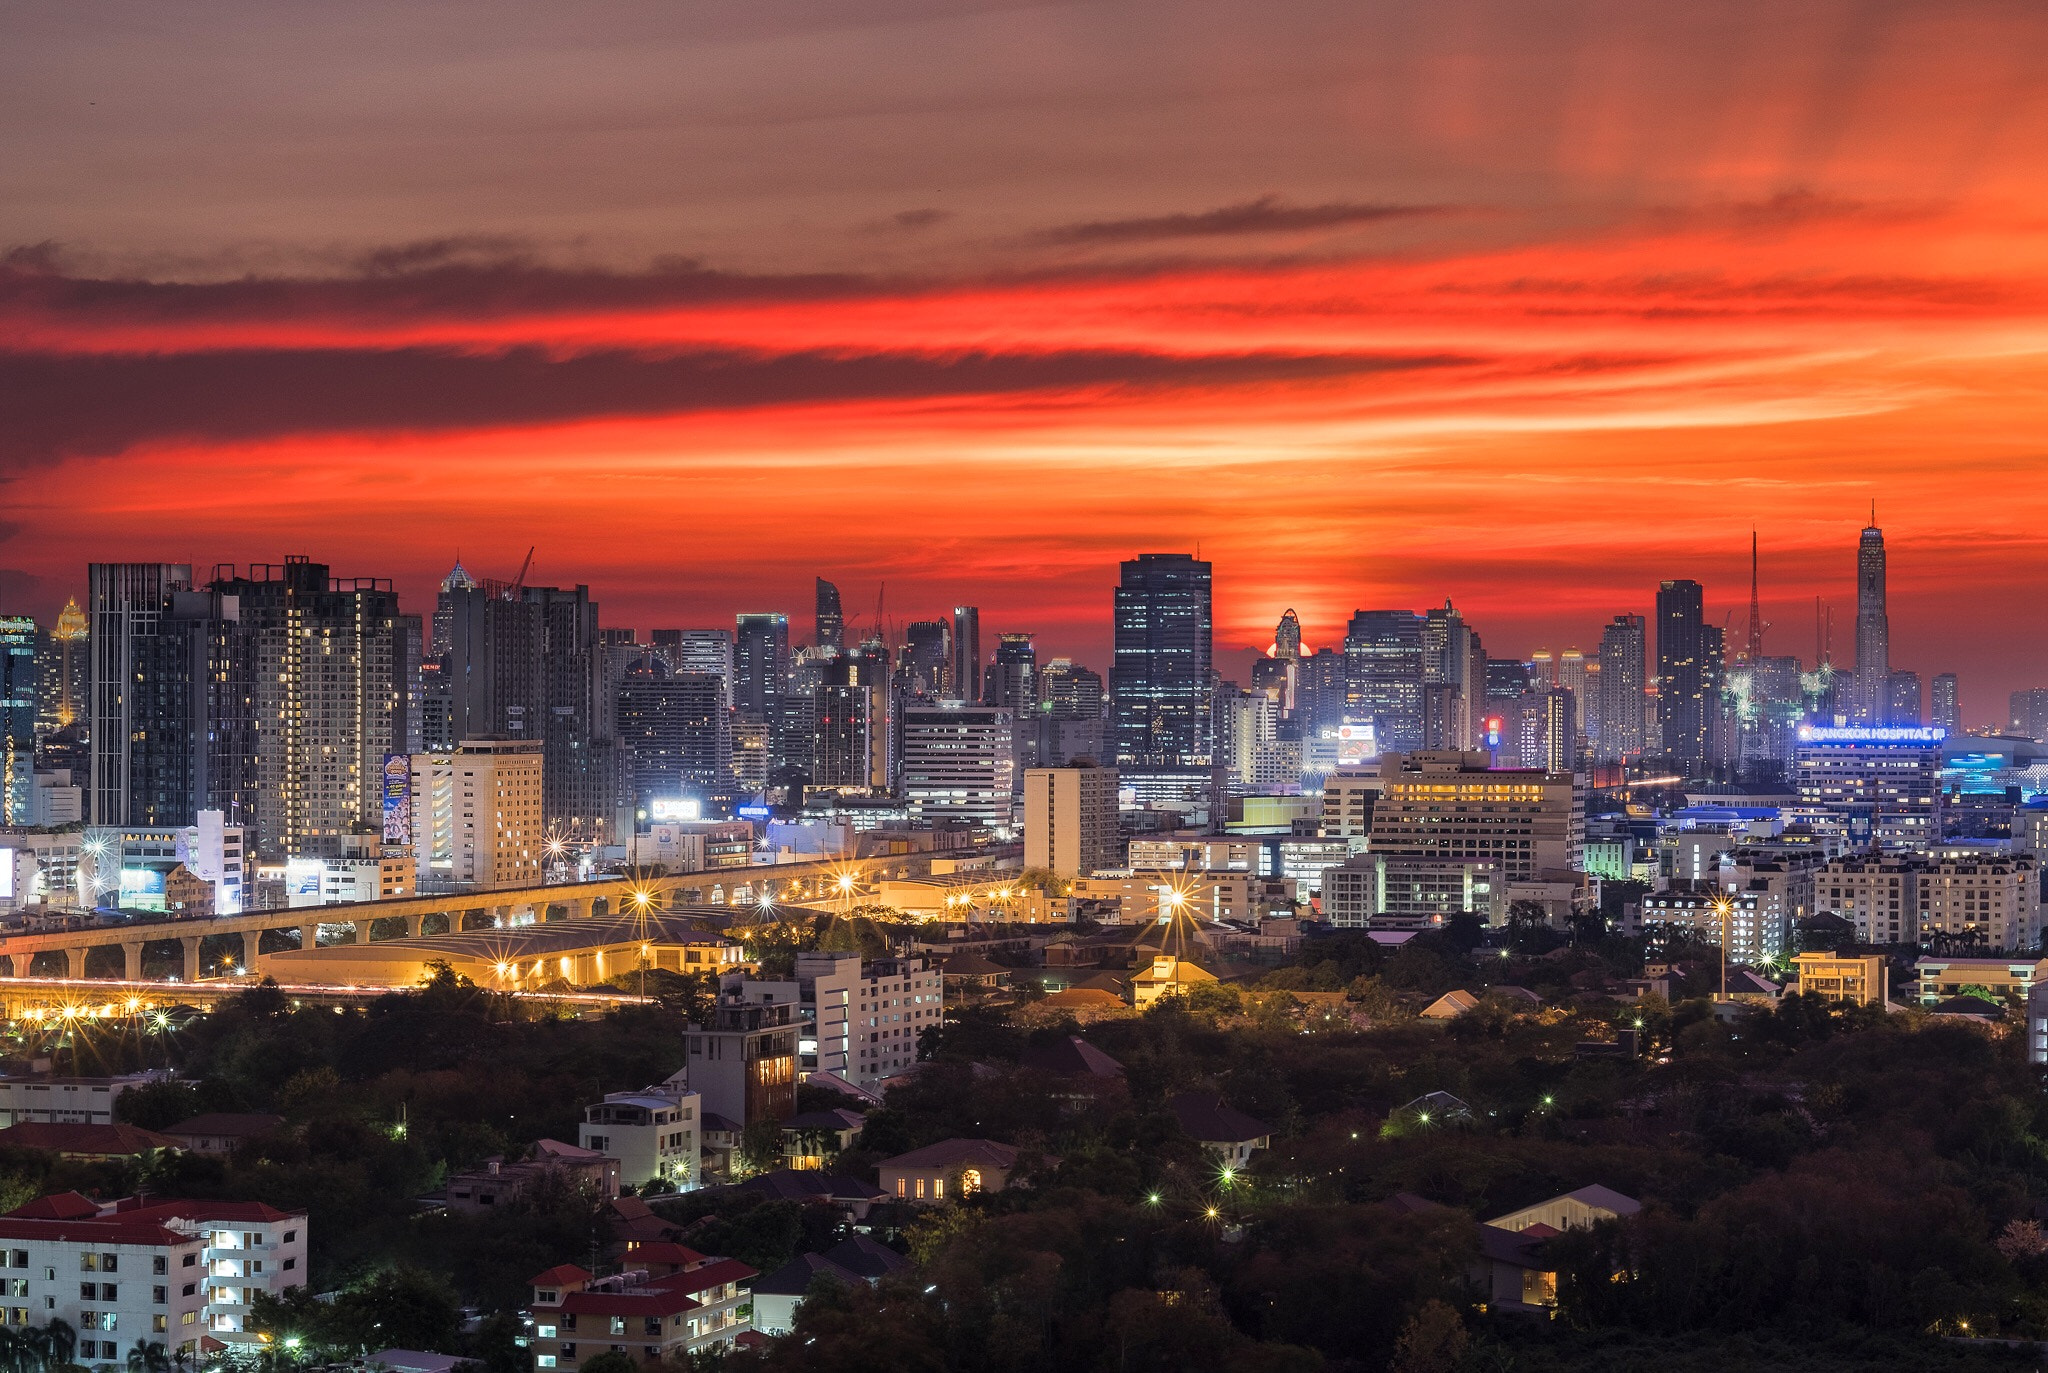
1036 196 1453 245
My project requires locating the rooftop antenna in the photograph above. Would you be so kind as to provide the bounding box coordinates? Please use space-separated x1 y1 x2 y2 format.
1743 529 1765 662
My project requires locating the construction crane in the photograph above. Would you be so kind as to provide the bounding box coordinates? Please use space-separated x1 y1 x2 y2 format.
509 545 536 599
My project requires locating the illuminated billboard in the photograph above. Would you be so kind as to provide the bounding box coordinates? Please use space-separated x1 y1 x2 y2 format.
118 867 167 911
1796 726 1945 746
648 797 702 823
1336 722 1378 767
382 753 411 846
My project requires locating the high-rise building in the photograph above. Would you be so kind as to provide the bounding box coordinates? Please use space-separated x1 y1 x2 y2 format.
814 578 844 654
397 612 425 753
733 614 790 719
1110 554 1214 767
1275 609 1302 660
1558 649 1593 748
985 633 1038 711
1885 670 1923 728
0 618 35 827
1853 512 1891 723
1931 673 1960 733
1794 724 1943 852
1342 610 1425 753
619 673 731 812
409 739 543 890
524 585 616 842
811 658 885 790
1040 659 1104 719
2011 688 2048 743
210 559 406 861
673 630 735 687
444 583 544 744
1023 764 1120 877
901 620 949 698
1421 602 1477 750
900 704 1014 830
44 597 87 733
87 562 195 827
1295 648 1346 736
950 606 981 701
1655 579 1709 770
429 556 478 660
1367 750 1584 882
1596 613 1647 761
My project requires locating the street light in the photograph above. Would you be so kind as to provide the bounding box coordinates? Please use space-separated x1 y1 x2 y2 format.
1712 895 1733 1003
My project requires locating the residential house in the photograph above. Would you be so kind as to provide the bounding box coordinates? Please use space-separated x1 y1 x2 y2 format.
1130 956 1219 1007
780 1110 865 1171
1473 1185 1640 1316
161 1113 284 1157
0 1123 179 1160
1419 990 1480 1021
752 1237 909 1336
878 1139 1028 1205
580 1077 700 1191
445 1140 619 1213
1166 1094 1273 1169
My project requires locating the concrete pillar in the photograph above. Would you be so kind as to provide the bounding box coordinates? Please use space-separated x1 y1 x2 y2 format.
349 921 367 945
491 905 510 928
241 931 262 973
122 943 144 981
65 947 86 980
568 898 593 919
181 938 202 983
405 913 425 938
0 952 18 978
300 923 319 951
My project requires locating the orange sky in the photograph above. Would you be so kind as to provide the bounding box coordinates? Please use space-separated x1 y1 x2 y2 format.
3 1 2047 721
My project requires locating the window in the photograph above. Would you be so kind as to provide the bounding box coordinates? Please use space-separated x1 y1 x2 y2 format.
8 1253 21 1270
80 1285 94 1301
282 1231 297 1244
609 1318 626 1336
153 1257 167 1276
152 1316 167 1334
536 1359 557 1369
101 1256 117 1273
182 1255 196 1268
536 1326 557 1340
283 1258 295 1271
181 1313 195 1327
154 1287 167 1305
80 1313 99 1331
100 1284 116 1301
182 1285 196 1298
79 1256 97 1273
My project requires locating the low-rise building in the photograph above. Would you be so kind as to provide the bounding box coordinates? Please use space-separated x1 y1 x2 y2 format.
160 1114 285 1157
0 1122 179 1160
580 1078 700 1191
1 1191 308 1353
1129 955 1218 1007
1910 956 2048 1008
751 1237 908 1337
0 1074 161 1129
526 1249 757 1366
877 1138 1026 1205
1790 951 1889 1007
445 1141 619 1212
1166 1093 1272 1169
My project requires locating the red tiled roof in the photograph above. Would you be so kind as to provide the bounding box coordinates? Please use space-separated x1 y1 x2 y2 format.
623 1241 708 1267
879 1138 1020 1172
0 1215 198 1247
529 1264 591 1289
163 1113 285 1139
117 1198 302 1225
0 1122 179 1155
651 1257 756 1296
7 1192 98 1220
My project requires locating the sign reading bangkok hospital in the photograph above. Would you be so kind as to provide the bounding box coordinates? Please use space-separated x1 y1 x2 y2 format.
383 753 412 845
1796 726 1946 745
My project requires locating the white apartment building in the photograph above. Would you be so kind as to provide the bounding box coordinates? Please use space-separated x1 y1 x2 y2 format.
0 1193 306 1356
721 953 942 1093
1319 771 1381 841
1639 888 1783 965
1921 854 2038 953
580 1077 701 1191
0 1076 160 1128
411 739 543 890
1817 855 1922 945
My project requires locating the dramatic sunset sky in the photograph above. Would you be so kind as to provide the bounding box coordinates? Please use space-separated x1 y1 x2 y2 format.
5 0 2048 720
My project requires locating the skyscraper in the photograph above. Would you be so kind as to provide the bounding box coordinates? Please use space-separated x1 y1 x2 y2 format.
619 673 731 810
1931 673 1960 733
950 606 981 702
733 613 790 719
444 583 544 744
1275 609 1302 659
673 630 734 688
900 703 1014 829
814 578 844 654
88 562 194 826
429 556 478 660
1854 510 1890 723
0 617 35 827
1421 602 1477 750
210 558 406 860
984 633 1038 711
1342 610 1425 753
525 584 616 842
1596 614 1647 761
1110 553 1213 767
901 620 949 697
1656 579 1709 770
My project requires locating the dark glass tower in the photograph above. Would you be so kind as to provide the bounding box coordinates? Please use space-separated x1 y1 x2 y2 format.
1110 553 1213 767
1656 579 1708 770
1342 610 1425 752
814 578 844 654
950 606 980 702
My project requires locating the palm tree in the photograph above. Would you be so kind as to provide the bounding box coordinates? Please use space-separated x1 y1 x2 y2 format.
0 1324 22 1373
42 1318 75 1371
17 1324 50 1373
125 1341 169 1373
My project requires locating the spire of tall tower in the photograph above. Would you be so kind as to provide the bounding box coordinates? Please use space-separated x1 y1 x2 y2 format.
1744 529 1764 662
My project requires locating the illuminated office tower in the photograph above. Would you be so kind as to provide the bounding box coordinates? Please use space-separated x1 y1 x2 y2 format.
1655 580 1709 770
900 704 1014 829
1931 673 1960 733
1853 512 1891 722
1421 602 1477 750
1794 724 1943 851
733 614 790 719
1886 670 1923 728
429 556 478 660
1558 649 1594 748
409 739 543 890
1342 610 1425 753
1110 554 1214 767
672 630 734 688
0 618 33 826
901 620 949 697
620 673 731 811
524 584 616 842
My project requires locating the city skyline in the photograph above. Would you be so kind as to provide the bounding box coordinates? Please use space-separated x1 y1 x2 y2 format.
6 4 2048 718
